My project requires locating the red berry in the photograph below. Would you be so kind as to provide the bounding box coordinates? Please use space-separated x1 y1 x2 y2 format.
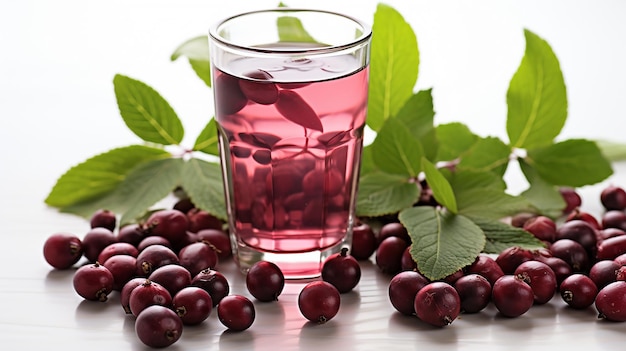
414 282 461 327
298 281 341 323
560 274 598 309
388 270 430 315
217 295 255 331
90 209 117 231
173 287 213 325
72 262 114 302
491 275 534 317
135 305 182 348
43 233 83 270
321 248 361 293
246 260 285 302
595 281 626 321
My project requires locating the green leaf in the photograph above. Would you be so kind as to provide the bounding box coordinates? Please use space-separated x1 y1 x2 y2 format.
277 14 317 43
367 3 419 131
456 188 534 221
518 158 565 218
371 118 423 178
595 139 626 162
61 157 185 223
435 122 479 162
506 29 567 149
525 139 613 187
359 144 377 174
445 168 507 193
193 118 219 156
399 207 485 280
422 158 457 213
471 217 545 253
117 158 185 224
113 74 185 145
171 35 211 87
181 158 227 221
356 171 420 217
45 145 170 208
457 136 511 176
395 89 438 160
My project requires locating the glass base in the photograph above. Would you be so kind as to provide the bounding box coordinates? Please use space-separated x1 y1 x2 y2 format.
232 239 348 280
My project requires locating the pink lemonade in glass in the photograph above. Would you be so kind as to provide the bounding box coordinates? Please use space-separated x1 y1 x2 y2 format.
209 9 371 279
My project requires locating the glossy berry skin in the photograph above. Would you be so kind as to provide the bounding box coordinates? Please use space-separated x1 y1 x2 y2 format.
116 223 145 247
595 281 626 321
102 255 138 291
72 262 114 302
81 227 117 263
388 270 430 315
453 274 492 313
187 208 223 233
559 274 598 309
559 187 582 214
136 244 180 276
43 233 83 270
378 222 411 244
350 223 377 261
298 281 341 324
173 287 213 325
588 260 620 289
514 260 557 305
129 279 173 317
143 209 189 245
120 277 146 314
523 216 557 242
375 236 409 275
217 295 255 331
601 210 626 231
137 236 172 252
178 241 219 277
495 246 533 274
97 242 138 264
466 254 505 286
400 246 418 271
90 209 117 232
191 269 230 306
148 264 192 297
246 260 285 302
196 229 232 260
600 185 626 211
135 305 183 348
491 275 534 318
414 282 461 327
322 248 361 293
555 220 598 255
596 235 626 261
549 239 590 273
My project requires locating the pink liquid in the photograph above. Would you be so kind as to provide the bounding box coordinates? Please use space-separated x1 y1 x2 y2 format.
213 51 368 277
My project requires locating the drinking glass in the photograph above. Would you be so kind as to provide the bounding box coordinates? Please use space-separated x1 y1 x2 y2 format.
209 8 372 279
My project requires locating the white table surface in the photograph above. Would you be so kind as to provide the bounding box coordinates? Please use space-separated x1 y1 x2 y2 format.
2 0 626 350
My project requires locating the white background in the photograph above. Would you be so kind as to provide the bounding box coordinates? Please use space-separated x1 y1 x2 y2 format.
2 1 626 350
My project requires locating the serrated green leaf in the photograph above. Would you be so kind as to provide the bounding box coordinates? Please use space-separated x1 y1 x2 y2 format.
395 89 438 160
519 158 565 218
595 139 626 162
457 136 511 176
45 145 170 208
371 118 423 177
435 122 479 162
457 188 534 221
171 35 211 87
117 158 185 224
181 158 226 221
367 3 419 131
356 171 420 217
507 29 567 149
471 217 545 253
422 158 457 213
113 74 184 145
193 118 219 156
61 157 184 223
525 139 613 187
399 207 485 280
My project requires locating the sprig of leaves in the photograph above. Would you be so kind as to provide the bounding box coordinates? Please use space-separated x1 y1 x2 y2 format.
355 5 613 280
45 2 623 280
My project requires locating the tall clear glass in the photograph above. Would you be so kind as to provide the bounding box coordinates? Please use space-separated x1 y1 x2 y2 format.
209 8 371 279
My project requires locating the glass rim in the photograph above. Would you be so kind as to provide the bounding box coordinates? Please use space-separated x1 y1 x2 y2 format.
208 7 372 55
